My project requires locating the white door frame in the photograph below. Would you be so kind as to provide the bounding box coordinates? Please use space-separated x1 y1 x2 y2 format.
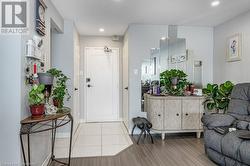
83 47 120 122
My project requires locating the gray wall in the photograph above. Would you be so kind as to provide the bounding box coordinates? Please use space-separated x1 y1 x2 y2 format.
0 36 22 165
126 24 214 132
52 20 81 135
0 0 64 165
214 11 250 84
79 36 124 121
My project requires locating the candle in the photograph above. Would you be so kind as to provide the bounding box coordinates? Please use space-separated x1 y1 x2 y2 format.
34 63 37 74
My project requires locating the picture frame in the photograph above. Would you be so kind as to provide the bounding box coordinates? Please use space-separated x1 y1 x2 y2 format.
227 33 242 62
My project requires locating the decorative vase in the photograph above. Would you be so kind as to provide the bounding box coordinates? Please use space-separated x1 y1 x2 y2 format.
171 77 178 86
30 104 45 118
38 73 54 85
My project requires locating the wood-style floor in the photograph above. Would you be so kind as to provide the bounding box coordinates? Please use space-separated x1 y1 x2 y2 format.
53 134 216 166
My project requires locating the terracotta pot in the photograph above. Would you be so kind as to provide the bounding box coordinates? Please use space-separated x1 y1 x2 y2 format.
30 104 45 117
53 99 62 108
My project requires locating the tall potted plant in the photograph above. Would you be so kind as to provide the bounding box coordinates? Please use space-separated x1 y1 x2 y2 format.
160 69 188 96
28 84 45 117
202 81 234 114
47 68 71 108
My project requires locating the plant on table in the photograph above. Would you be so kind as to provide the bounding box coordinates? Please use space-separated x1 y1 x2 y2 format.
47 68 71 108
28 84 45 117
160 69 188 96
202 81 234 113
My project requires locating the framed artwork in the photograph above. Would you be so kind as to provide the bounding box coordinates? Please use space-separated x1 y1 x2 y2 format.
227 33 242 62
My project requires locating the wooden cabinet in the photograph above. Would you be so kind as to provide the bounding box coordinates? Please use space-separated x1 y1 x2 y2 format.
164 99 182 130
182 99 200 130
144 94 203 140
147 99 164 130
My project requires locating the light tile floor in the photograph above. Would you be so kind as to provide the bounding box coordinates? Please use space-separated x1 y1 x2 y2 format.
54 122 133 158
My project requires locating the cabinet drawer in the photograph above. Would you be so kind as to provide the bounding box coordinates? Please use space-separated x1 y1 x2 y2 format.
147 99 164 130
182 99 200 130
164 99 182 130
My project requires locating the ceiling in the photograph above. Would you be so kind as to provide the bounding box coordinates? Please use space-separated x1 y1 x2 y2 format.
52 0 250 36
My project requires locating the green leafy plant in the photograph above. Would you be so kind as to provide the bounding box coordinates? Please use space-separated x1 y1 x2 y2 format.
160 69 188 96
47 68 70 108
202 81 234 113
28 84 45 106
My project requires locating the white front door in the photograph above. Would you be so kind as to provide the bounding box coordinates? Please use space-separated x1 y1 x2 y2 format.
85 47 119 122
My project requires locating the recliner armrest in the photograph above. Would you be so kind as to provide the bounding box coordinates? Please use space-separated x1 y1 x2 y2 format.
201 114 236 129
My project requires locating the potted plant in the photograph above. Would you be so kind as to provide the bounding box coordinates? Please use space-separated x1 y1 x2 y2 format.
202 81 234 114
47 68 71 108
28 84 45 117
160 69 188 96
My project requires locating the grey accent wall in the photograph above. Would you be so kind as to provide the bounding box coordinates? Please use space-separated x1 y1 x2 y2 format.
214 11 250 84
126 24 213 132
79 36 124 121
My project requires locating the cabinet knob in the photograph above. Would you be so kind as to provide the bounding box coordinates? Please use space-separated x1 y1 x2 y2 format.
203 113 205 115
185 113 189 116
158 114 161 117
176 113 179 116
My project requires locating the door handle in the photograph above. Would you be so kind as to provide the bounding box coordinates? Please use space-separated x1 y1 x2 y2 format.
124 87 128 90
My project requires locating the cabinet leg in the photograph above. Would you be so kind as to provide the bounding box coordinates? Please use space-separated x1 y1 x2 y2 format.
196 132 201 139
161 133 165 140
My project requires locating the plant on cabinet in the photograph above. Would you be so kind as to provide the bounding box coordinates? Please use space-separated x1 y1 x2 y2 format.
160 69 188 96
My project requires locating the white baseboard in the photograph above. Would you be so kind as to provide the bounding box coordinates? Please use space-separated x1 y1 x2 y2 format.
41 153 51 166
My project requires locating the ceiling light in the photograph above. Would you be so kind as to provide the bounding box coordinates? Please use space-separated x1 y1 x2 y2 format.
161 37 166 40
211 0 220 7
99 28 104 32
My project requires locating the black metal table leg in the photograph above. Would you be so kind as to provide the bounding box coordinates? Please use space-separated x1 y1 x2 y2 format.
68 115 74 166
20 134 27 166
51 120 57 160
27 133 31 166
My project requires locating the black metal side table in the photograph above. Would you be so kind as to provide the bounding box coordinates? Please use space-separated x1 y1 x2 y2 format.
20 108 73 166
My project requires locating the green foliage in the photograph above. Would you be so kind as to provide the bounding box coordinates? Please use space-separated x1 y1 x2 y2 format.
202 81 234 113
28 84 45 106
160 69 188 96
47 68 71 108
